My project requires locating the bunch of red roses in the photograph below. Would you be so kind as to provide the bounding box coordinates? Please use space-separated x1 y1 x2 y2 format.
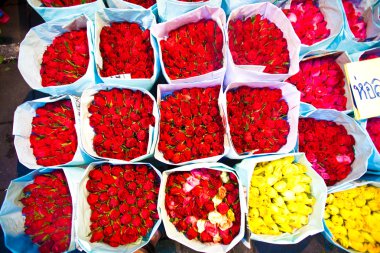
366 117 380 153
343 0 367 41
21 171 72 253
287 55 347 111
298 118 355 186
41 29 89 87
165 169 241 244
158 86 225 163
89 88 155 161
86 164 159 247
99 22 154 78
228 14 290 74
226 86 289 154
41 0 95 7
124 0 155 8
30 100 77 166
160 19 224 79
282 0 330 45
360 52 379 61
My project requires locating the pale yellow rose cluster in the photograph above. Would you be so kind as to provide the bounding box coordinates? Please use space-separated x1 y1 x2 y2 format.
324 185 380 253
248 156 315 235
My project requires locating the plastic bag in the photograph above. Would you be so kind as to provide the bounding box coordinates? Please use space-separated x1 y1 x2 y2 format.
26 0 104 22
151 6 227 85
157 162 246 253
154 81 230 165
293 51 354 115
18 15 96 96
93 8 160 91
80 83 159 162
0 167 84 253
156 0 222 22
224 2 300 87
13 95 92 170
221 81 300 159
76 161 162 253
322 180 380 253
234 153 327 244
300 109 373 192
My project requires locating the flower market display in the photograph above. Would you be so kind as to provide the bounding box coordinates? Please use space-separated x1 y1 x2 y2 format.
40 29 90 87
324 184 380 252
298 118 355 186
85 163 160 247
226 86 289 154
248 156 315 235
228 13 290 74
287 54 348 111
282 0 330 46
163 168 242 245
21 170 73 253
2 2 380 253
159 19 224 80
30 100 78 166
87 88 156 161
99 22 154 78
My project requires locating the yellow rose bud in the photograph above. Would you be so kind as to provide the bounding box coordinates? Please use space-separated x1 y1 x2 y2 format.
326 194 335 205
368 200 380 212
350 241 367 252
331 215 344 226
354 197 367 207
274 180 287 192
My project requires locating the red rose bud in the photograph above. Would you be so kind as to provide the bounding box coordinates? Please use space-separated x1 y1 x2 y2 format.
124 0 155 8
343 0 367 41
41 0 95 7
228 14 290 74
367 118 380 152
40 29 89 86
217 202 230 215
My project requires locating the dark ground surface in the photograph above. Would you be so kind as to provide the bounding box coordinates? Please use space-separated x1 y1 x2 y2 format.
0 1 347 252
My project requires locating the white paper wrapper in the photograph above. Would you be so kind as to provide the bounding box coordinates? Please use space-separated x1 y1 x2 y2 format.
300 109 373 192
293 51 354 115
18 15 96 96
156 0 222 22
224 2 301 87
157 162 246 253
13 95 91 170
150 6 227 84
80 83 159 162
154 81 230 165
322 180 380 253
94 8 160 91
26 0 104 22
234 153 327 244
220 81 300 159
0 167 84 253
349 46 380 61
76 161 162 253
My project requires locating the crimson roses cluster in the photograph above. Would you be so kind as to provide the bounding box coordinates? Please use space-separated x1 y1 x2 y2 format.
31 100 77 166
228 14 290 74
299 118 355 186
124 0 156 8
287 55 347 111
99 22 154 78
87 164 160 247
226 86 289 154
283 0 330 45
366 118 380 153
160 19 224 79
21 171 72 253
41 0 95 7
165 169 241 244
41 29 89 87
343 0 367 41
158 86 225 163
89 88 155 161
